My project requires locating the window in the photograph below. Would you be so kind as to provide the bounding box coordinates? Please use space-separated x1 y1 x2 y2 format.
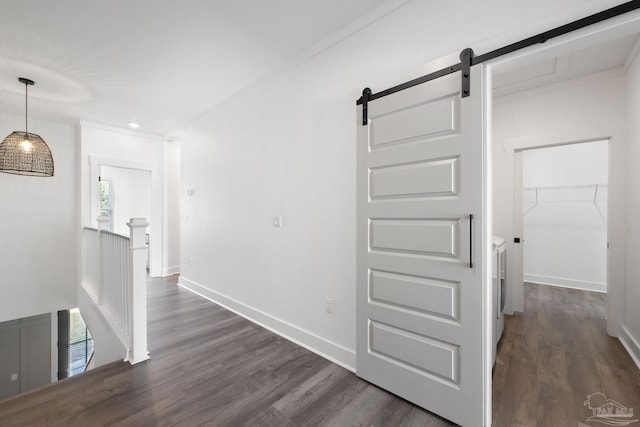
99 179 114 231
69 309 94 376
58 309 94 379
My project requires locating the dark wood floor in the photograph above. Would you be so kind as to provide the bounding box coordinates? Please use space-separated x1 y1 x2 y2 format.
492 282 640 427
3 279 639 426
0 276 452 427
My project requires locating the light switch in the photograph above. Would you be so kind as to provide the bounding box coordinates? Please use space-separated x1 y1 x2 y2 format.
273 216 283 228
10 373 17 381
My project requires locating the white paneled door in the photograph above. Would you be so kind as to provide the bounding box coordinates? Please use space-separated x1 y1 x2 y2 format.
356 67 486 426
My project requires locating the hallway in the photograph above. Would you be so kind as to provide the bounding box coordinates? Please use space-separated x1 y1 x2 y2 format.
0 276 450 426
3 278 639 426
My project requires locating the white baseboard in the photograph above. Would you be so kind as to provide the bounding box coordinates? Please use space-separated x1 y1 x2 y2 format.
524 274 606 293
620 325 640 371
162 266 180 277
178 277 356 372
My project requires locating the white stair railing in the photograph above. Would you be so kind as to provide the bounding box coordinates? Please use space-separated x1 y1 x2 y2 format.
81 217 149 364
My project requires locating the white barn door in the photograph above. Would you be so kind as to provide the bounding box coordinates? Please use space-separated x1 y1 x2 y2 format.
356 67 486 426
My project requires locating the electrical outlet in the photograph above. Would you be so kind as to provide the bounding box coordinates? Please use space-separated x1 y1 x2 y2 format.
324 298 334 314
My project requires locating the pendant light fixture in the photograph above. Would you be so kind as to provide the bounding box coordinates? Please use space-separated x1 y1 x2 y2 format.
0 77 54 177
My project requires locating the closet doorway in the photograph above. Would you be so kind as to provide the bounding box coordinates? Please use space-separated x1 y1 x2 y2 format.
518 140 609 295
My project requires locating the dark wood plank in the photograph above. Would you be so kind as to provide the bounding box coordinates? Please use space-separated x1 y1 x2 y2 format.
0 276 453 427
7 279 634 426
493 282 640 427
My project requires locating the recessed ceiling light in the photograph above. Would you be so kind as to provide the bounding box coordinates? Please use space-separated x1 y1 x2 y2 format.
128 122 140 129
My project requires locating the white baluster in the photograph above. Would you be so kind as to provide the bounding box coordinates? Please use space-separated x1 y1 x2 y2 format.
82 217 148 365
96 216 109 304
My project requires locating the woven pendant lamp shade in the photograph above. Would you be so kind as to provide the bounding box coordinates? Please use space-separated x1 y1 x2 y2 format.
0 131 54 176
0 77 54 177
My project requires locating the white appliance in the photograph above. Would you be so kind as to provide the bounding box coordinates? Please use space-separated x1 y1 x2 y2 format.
492 236 506 366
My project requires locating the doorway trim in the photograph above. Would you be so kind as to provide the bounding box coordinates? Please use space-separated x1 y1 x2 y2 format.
484 10 640 337
89 156 161 278
511 138 610 310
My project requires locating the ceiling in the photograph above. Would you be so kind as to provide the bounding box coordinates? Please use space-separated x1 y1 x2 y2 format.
2 2 638 137
0 0 389 136
493 32 640 97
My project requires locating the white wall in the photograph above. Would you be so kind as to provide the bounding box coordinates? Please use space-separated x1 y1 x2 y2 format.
79 122 164 277
163 142 180 276
622 48 640 366
179 0 626 369
522 141 608 291
523 141 609 187
492 72 627 333
0 113 77 323
100 166 150 236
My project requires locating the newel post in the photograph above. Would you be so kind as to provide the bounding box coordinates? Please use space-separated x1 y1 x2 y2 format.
96 216 110 304
128 217 150 364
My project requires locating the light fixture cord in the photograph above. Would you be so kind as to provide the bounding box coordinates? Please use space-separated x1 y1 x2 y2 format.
24 81 28 135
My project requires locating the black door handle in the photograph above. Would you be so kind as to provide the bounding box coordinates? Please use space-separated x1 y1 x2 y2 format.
469 214 473 268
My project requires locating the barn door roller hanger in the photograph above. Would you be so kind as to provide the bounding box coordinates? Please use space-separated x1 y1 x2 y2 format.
357 0 640 126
